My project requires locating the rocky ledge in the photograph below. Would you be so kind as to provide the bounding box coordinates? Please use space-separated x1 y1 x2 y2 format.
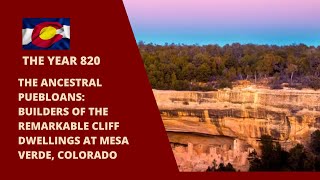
153 88 320 171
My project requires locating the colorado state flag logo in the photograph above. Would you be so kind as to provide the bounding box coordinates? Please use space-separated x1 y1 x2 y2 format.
22 18 70 50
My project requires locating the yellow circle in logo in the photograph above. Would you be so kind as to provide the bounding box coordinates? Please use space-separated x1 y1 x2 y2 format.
39 26 56 40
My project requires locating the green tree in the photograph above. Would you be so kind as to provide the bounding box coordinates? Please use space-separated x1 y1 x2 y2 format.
197 63 211 82
226 67 237 81
310 130 320 155
286 55 298 83
138 43 320 90
171 72 178 90
216 163 236 172
288 144 314 171
207 161 236 172
248 150 263 171
258 135 288 171
182 63 196 81
256 54 276 78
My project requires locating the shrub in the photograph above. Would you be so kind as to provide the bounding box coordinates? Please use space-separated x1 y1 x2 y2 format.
270 81 283 89
309 77 320 90
215 79 233 89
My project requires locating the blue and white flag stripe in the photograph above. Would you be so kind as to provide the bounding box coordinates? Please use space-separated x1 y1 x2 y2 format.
22 18 70 50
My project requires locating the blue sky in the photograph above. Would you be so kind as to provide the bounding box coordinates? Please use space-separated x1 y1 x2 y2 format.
124 0 320 46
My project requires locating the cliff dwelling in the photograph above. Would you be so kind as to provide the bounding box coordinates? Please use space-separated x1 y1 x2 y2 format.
154 88 320 171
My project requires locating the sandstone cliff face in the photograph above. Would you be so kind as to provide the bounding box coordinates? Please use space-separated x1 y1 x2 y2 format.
153 88 320 171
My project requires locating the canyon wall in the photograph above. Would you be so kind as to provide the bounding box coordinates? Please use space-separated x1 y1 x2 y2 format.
153 88 320 171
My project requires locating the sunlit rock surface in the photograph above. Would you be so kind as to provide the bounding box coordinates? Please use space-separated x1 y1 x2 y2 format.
153 88 320 171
